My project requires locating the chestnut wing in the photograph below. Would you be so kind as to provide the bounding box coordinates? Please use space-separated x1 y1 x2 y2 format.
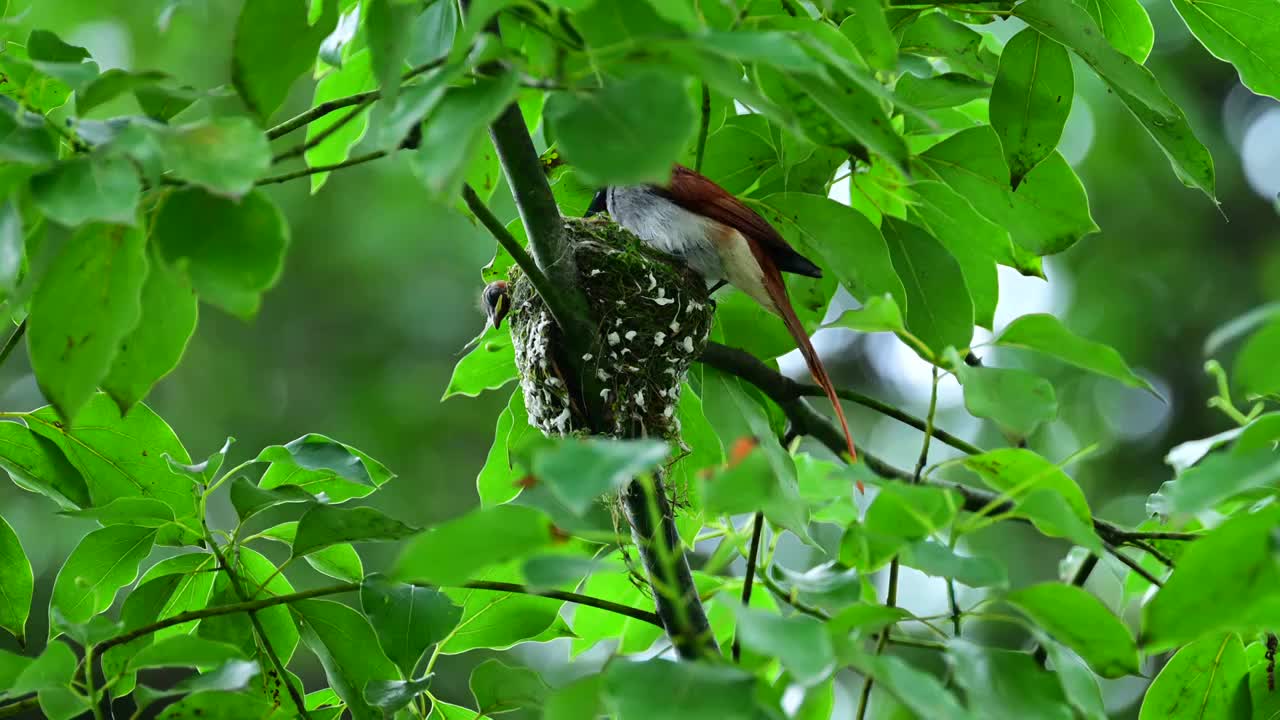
661 165 822 279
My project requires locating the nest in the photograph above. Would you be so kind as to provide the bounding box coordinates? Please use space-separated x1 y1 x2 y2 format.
508 216 714 440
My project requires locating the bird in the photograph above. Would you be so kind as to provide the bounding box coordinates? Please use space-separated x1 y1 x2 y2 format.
482 280 512 329
586 164 859 470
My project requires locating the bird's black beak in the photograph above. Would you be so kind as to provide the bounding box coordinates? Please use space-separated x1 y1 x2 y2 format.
482 281 511 329
585 189 608 218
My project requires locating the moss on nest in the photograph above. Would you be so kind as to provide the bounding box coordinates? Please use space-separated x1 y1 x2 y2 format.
508 216 714 440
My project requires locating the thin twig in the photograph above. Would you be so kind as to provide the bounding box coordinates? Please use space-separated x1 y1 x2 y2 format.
858 367 940 720
1127 539 1175 568
270 57 448 160
206 536 312 720
1105 542 1164 587
0 319 26 369
732 512 765 663
694 83 711 174
256 150 389 185
0 696 37 719
95 579 659 657
267 90 380 140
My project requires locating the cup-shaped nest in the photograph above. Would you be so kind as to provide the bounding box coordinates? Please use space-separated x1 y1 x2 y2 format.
507 216 714 439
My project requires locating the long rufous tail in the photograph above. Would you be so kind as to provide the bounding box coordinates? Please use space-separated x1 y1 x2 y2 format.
765 278 862 492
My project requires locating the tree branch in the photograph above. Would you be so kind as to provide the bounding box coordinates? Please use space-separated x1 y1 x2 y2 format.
482 95 716 659
699 340 1201 549
487 104 593 344
267 90 380 140
732 512 765 663
0 696 37 719
256 150 389 186
700 342 982 456
462 183 559 306
95 580 659 658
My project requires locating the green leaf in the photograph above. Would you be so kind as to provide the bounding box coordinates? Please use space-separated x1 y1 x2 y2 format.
996 313 1155 393
77 69 167 115
1233 317 1280 397
157 691 275 720
528 438 669 515
394 505 554 586
947 641 1074 720
361 574 461 678
60 497 174 528
844 651 973 720
759 193 906 308
602 660 762 719
689 114 777 195
165 437 232 486
756 65 908 172
1149 447 1280 516
824 294 905 334
28 224 146 422
257 432 394 503
900 10 997 78
1008 582 1140 677
443 322 516 399
894 72 989 110
1246 640 1280 720
546 674 604 720
27 395 198 543
291 504 417 558
1044 641 1106 720
366 676 435 713
156 117 271 198
476 387 538 506
0 198 22 299
307 49 375 193
840 0 897 71
134 552 217 639
1143 506 1280 651
1073 0 1153 63
917 126 1097 256
0 648 32 691
30 156 139 227
152 188 289 319
1015 0 1216 199
371 65 457 150
882 218 973 357
900 539 1008 588
700 370 810 541
232 0 339 119
9 641 75 694
955 361 1058 439
297 599 399 720
846 483 963 570
50 525 156 627
571 569 662 657
412 72 519 196
990 28 1073 187
132 660 261 715
439 565 563 653
0 514 32 644
545 71 695 186
197 547 299 663
1139 634 1249 719
128 635 246 670
0 422 89 510
1171 0 1280 101
962 448 1100 550
470 658 549 715
228 477 315 522
731 605 834 686
257 520 365 582
101 248 198 414
134 85 200 122
367 0 413 104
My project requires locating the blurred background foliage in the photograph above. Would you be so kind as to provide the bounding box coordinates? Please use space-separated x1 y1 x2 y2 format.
0 0 1276 715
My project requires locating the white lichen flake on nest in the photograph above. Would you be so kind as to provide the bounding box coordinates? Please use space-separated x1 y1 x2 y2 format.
506 216 714 439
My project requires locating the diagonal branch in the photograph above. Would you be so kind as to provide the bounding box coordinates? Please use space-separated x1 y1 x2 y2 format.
95 579 660 658
698 340 1202 549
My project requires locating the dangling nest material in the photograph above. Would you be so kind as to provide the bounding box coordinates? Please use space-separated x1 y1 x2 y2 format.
507 216 714 440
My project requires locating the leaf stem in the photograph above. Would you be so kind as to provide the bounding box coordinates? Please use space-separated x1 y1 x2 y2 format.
0 319 26 369
257 150 389 185
732 511 765 663
857 366 939 720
